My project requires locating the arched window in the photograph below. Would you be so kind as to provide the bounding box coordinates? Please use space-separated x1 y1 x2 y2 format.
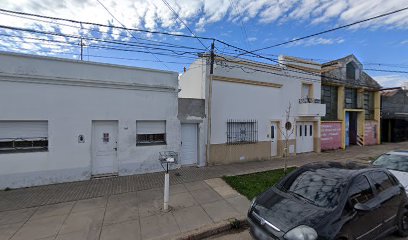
346 62 356 80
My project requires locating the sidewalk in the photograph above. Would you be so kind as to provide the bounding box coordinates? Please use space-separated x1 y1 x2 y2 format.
0 178 250 240
1 141 407 212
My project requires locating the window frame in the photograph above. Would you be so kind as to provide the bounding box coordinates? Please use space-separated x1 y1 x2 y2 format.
368 171 395 195
348 174 375 205
226 120 258 145
136 120 167 146
0 121 49 154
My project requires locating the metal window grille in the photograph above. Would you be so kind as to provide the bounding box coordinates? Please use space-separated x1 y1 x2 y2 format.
364 92 375 120
0 137 48 153
226 120 258 144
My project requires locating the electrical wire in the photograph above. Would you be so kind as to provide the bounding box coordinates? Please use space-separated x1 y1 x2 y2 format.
235 6 408 57
160 0 209 50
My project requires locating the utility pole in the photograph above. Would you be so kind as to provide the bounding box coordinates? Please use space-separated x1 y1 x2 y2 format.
206 41 215 165
80 37 83 61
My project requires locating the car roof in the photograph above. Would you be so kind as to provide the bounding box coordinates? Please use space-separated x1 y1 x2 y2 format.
385 150 408 156
300 161 375 179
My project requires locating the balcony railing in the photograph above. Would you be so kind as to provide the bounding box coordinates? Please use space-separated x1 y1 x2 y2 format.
299 97 321 104
298 98 326 117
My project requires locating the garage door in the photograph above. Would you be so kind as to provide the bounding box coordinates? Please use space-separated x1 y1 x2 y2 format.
296 122 314 153
181 123 198 166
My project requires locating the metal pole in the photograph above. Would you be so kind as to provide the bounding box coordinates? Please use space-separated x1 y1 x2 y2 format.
163 171 169 211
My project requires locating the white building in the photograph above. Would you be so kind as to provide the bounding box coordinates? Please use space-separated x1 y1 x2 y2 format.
179 55 326 165
0 52 180 189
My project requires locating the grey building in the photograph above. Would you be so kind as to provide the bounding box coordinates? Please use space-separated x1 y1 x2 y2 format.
381 87 408 142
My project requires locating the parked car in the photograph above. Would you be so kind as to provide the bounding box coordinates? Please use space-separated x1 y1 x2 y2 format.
247 162 408 240
372 151 408 193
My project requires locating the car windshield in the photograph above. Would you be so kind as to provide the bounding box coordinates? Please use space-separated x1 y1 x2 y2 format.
373 154 408 172
278 168 346 208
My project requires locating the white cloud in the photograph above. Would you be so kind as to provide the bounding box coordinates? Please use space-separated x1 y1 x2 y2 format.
401 40 408 45
0 0 407 55
247 37 257 42
374 75 408 88
287 37 345 47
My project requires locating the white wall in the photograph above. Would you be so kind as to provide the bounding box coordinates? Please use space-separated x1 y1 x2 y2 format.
209 56 321 144
179 58 207 99
0 52 180 189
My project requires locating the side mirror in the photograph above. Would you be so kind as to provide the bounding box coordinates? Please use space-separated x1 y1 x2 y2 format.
354 203 372 212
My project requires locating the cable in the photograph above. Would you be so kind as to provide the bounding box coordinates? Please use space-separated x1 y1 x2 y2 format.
235 6 408 57
95 0 170 69
0 25 204 57
0 7 215 41
228 0 250 48
160 0 209 50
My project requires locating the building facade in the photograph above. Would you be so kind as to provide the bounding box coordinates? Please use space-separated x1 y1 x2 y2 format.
381 87 408 142
0 52 180 189
320 55 381 150
180 55 326 165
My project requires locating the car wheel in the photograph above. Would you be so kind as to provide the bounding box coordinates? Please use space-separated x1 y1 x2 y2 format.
397 208 408 237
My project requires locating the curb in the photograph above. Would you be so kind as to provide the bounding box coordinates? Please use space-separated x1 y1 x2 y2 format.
176 218 249 240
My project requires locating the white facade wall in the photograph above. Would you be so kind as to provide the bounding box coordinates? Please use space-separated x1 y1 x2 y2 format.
0 52 180 189
180 55 323 164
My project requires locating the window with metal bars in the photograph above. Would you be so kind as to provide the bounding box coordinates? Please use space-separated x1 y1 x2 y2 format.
364 92 375 120
226 120 258 144
321 85 338 121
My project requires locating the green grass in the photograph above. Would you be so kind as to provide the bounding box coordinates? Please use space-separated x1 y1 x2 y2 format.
222 167 296 200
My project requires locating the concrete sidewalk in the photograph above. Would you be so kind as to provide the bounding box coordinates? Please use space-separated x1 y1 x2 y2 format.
0 178 250 240
1 141 407 212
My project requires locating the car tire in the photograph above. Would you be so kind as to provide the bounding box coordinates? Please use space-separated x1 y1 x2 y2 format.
396 208 408 237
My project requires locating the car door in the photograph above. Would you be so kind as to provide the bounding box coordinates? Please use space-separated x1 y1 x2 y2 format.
368 171 401 231
343 175 380 240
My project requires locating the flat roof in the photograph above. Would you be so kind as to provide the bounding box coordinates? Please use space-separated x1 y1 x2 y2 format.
0 51 178 75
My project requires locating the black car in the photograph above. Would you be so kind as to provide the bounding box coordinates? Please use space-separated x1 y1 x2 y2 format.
247 162 408 240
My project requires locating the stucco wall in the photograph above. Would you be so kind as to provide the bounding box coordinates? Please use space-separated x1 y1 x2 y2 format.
364 120 378 146
321 122 342 151
0 53 180 189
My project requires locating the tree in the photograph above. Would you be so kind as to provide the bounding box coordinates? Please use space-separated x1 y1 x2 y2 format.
278 102 295 174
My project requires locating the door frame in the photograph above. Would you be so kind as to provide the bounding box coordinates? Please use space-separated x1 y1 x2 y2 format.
269 120 281 158
342 109 365 149
91 120 119 176
180 122 199 166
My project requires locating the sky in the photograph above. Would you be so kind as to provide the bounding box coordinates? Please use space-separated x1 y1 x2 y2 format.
0 0 407 88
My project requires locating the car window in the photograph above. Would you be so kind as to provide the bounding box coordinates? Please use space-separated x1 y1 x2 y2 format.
370 171 394 193
281 169 346 208
349 175 374 205
373 154 408 172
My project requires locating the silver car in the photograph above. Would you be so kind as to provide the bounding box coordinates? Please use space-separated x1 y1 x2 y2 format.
372 151 408 192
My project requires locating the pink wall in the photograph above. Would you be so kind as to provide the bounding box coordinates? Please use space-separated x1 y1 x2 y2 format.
364 121 378 145
321 122 342 151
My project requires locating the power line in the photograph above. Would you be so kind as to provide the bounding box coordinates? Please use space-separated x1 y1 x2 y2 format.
160 0 209 50
0 7 215 41
235 6 408 57
0 25 203 57
95 0 170 69
228 0 250 48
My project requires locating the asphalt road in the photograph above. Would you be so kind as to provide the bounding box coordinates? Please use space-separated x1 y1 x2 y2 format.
209 229 408 240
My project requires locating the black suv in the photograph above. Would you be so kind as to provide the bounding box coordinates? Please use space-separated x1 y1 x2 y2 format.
247 162 408 240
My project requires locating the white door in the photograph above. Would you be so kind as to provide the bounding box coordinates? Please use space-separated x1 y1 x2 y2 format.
92 121 118 175
181 123 198 166
270 122 278 157
296 122 314 153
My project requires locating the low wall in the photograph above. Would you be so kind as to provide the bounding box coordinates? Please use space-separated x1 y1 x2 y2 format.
209 141 271 165
321 122 342 151
365 120 378 145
